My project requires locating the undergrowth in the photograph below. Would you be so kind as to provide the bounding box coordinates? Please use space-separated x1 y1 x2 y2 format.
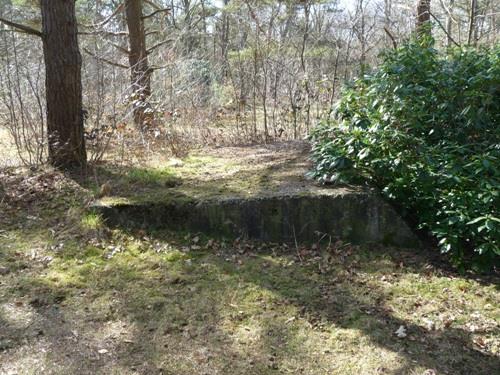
309 39 499 270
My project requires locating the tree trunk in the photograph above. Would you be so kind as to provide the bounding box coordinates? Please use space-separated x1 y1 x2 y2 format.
416 0 431 38
446 0 454 48
41 0 86 169
124 0 151 127
220 0 230 78
467 0 477 45
384 0 392 47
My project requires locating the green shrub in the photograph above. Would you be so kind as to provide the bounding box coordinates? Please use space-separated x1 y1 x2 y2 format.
309 40 499 270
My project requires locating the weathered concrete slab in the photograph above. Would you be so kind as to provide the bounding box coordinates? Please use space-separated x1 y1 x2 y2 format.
93 190 419 247
91 142 419 246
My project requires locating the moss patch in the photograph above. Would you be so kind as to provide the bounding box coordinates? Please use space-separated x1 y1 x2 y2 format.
85 142 316 204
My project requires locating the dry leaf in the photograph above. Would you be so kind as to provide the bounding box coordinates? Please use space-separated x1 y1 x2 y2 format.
395 325 407 338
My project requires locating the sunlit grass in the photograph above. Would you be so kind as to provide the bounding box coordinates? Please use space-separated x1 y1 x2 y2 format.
126 166 178 185
80 212 104 230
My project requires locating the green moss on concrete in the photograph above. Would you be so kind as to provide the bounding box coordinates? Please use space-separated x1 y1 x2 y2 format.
89 146 314 205
89 144 418 247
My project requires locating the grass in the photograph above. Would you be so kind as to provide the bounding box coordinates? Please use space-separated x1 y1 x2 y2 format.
83 142 313 204
0 156 499 375
1 230 499 374
81 213 104 230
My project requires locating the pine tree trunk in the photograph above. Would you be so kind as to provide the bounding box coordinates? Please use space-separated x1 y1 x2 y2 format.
124 0 151 127
416 0 431 38
41 0 87 169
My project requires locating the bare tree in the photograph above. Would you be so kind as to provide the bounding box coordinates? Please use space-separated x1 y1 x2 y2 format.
467 0 477 45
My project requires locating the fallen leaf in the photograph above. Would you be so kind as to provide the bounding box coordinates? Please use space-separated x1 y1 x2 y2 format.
473 336 487 349
423 318 435 331
395 325 407 338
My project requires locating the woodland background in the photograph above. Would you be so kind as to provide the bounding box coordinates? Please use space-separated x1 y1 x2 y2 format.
0 0 498 166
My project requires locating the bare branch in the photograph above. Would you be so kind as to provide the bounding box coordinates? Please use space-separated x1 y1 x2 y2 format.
147 38 173 53
143 0 162 10
384 27 397 49
80 3 124 29
82 47 129 69
0 17 42 37
145 30 160 36
438 0 459 24
150 64 170 70
142 8 171 20
109 41 130 55
429 12 461 47
79 30 128 37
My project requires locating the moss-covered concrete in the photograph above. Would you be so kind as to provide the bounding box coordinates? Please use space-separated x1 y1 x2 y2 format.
93 190 419 247
91 142 420 247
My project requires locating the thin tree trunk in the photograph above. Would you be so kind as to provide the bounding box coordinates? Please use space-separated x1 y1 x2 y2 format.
467 0 477 45
329 49 340 110
221 0 230 78
41 0 86 169
300 3 311 132
343 32 353 81
384 0 392 47
446 0 454 47
125 0 151 127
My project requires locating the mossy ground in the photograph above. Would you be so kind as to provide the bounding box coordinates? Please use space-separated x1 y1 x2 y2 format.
86 141 343 206
0 163 499 375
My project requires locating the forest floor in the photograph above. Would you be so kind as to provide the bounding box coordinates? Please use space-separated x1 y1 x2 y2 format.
0 142 499 375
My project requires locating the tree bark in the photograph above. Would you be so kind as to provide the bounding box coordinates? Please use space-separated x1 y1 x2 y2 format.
446 0 454 47
124 0 151 127
41 0 87 169
467 0 477 45
416 0 431 38
220 0 230 78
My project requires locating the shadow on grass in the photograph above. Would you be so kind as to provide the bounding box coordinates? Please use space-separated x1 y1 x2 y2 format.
1 144 498 374
2 228 499 374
